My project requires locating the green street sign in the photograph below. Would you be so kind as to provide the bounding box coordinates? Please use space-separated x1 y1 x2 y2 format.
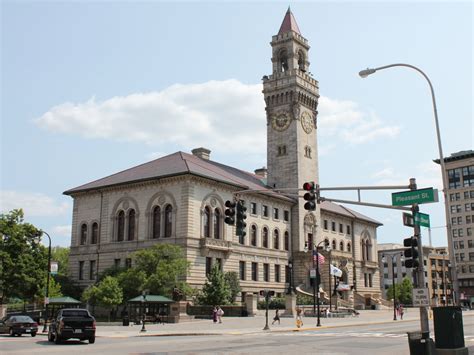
392 188 439 206
414 212 430 228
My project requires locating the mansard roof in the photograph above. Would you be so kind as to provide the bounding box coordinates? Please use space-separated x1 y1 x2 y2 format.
320 200 383 226
278 7 301 35
63 151 289 201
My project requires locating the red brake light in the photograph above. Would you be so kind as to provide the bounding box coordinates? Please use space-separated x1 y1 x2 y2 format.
32 322 38 327
92 320 96 329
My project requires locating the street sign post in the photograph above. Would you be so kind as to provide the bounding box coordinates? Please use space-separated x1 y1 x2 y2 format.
414 212 430 228
412 288 430 307
392 188 438 206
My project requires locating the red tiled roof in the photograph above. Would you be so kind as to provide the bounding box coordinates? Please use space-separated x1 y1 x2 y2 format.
278 7 301 35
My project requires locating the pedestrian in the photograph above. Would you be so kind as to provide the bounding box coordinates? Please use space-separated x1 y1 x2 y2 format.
399 304 404 320
272 309 280 325
217 306 224 323
296 308 303 328
212 306 218 323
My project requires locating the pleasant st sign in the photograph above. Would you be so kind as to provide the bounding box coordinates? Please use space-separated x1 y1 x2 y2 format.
392 187 439 207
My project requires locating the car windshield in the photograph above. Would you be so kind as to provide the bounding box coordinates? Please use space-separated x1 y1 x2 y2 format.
12 316 34 323
61 310 89 317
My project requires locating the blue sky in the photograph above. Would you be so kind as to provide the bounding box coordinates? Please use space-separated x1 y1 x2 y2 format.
1 1 472 248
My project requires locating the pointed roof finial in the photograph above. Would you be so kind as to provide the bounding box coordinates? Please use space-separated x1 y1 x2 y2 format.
278 6 301 35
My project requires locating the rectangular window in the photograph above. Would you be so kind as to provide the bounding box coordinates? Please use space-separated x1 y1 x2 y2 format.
339 223 343 233
284 210 290 222
346 225 351 235
331 221 336 232
467 216 472 224
216 258 223 271
460 253 465 261
239 261 246 280
459 241 465 249
465 191 470 200
453 229 458 238
448 168 462 189
468 240 474 248
450 193 456 202
250 202 257 215
468 228 473 236
459 228 464 237
89 260 96 280
462 165 474 187
466 203 472 212
206 257 212 275
324 220 328 230
469 265 474 273
364 273 368 287
469 252 474 261
275 265 281 283
273 208 279 220
252 262 258 281
114 258 121 268
452 217 457 225
262 205 269 218
125 258 132 269
263 263 269 282
79 261 84 280
369 273 373 287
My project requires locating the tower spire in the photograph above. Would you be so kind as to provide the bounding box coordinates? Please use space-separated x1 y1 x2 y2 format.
278 7 301 35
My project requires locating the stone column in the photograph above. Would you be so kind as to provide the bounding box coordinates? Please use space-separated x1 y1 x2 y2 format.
281 293 296 317
245 293 257 317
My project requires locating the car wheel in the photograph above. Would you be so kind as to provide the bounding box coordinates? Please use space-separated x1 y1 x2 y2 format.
31 332 37 337
88 337 95 344
54 331 61 344
9 328 15 337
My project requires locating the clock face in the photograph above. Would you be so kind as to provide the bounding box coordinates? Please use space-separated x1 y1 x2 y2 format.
271 112 290 131
301 112 313 134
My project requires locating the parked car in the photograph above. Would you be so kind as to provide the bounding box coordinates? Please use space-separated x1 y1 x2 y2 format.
0 315 38 337
48 308 96 344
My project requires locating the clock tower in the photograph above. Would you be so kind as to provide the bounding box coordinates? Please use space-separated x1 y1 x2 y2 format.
263 8 320 253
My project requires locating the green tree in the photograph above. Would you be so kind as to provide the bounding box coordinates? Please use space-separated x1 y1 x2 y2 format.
387 277 413 304
132 244 190 297
198 265 231 306
48 277 63 298
94 276 123 321
0 209 47 304
224 271 241 304
116 268 147 301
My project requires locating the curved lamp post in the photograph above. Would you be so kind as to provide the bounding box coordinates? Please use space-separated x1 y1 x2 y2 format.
382 252 403 321
359 63 458 305
39 230 52 333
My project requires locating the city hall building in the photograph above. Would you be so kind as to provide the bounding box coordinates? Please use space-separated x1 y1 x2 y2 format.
65 9 382 308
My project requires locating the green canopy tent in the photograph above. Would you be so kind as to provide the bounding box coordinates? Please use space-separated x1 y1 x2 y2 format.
45 296 83 320
127 295 174 324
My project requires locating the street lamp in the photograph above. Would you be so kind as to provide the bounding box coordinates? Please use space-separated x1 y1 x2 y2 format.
305 239 330 327
38 230 52 333
359 63 458 305
287 260 294 294
382 252 402 321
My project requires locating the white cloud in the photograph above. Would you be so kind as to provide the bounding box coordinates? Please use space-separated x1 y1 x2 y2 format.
371 167 395 179
35 80 400 155
0 190 71 217
51 225 72 238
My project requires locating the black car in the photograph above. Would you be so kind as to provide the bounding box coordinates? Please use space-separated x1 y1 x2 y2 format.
48 308 96 344
0 315 38 337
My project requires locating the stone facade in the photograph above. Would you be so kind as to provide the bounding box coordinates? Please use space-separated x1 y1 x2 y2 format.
65 9 382 308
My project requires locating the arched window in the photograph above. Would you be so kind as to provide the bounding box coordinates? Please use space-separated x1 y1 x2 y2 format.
263 227 269 248
152 206 161 239
332 239 337 251
324 238 330 248
339 241 344 251
203 206 211 238
365 239 371 261
298 50 305 72
284 231 289 251
128 209 135 241
347 242 351 253
164 205 173 238
213 208 221 239
91 223 98 244
279 49 289 73
80 224 87 245
117 211 125 242
273 229 279 249
251 225 257 246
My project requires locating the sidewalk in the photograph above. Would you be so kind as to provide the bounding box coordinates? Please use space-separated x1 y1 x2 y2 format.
47 309 473 339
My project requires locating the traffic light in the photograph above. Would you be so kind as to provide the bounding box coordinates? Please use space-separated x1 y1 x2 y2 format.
403 236 419 268
236 200 247 237
303 181 316 211
224 200 236 225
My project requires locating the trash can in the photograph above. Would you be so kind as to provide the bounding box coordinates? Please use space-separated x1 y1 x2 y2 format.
122 316 129 326
407 331 431 355
433 306 465 349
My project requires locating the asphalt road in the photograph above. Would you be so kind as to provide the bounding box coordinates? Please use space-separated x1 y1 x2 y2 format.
1 317 473 355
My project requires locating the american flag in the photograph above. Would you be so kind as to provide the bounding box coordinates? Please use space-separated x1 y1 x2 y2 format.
313 250 325 264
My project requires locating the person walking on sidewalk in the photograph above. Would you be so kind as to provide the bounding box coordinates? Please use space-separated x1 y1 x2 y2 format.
217 306 224 323
212 307 218 323
272 309 280 325
399 304 404 320
295 308 303 328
